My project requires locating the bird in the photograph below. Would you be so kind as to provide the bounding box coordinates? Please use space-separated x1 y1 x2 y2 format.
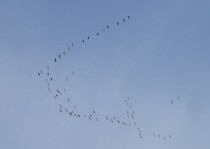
171 100 173 104
123 18 125 22
59 54 61 59
66 77 69 82
59 109 62 113
82 40 85 43
93 110 95 114
55 58 57 62
107 25 109 29
38 72 40 76
97 33 99 36
127 16 130 19
50 77 53 81
68 46 70 51
67 98 70 102
117 22 119 26
87 36 90 40
47 73 49 76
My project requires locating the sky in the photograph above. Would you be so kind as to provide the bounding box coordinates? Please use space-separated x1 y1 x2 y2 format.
0 0 210 149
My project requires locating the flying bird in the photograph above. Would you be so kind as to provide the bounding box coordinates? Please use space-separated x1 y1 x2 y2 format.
117 22 119 26
97 33 99 36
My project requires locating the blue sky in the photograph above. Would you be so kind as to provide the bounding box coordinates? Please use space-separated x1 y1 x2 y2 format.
0 0 210 149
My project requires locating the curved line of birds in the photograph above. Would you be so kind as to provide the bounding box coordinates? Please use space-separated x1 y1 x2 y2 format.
37 15 180 141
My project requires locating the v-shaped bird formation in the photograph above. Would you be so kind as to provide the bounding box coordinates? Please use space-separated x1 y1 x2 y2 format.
38 15 181 142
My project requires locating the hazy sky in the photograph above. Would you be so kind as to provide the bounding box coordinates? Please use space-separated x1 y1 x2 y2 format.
0 0 210 149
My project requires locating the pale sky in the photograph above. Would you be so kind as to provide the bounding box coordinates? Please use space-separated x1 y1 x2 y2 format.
0 0 210 149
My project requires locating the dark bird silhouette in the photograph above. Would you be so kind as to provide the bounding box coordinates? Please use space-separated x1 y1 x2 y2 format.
68 46 70 51
127 16 130 19
117 22 119 26
171 100 173 104
38 72 40 76
67 98 70 103
59 109 62 113
55 58 57 62
59 54 61 59
107 25 109 29
47 73 49 76
87 36 90 40
123 18 126 22
97 33 99 36
82 40 85 43
50 77 53 81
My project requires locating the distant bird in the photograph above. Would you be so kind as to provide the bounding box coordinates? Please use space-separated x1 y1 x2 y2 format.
90 114 92 117
67 98 70 103
93 110 95 114
50 77 53 81
123 18 125 22
55 58 57 62
38 72 40 76
171 100 173 104
77 114 80 117
68 46 70 51
117 22 119 26
82 40 85 43
59 109 62 113
66 77 69 82
105 115 108 120
107 25 109 29
117 120 120 123
110 119 113 123
59 54 61 59
47 73 49 76
97 33 99 36
127 16 130 19
87 36 90 40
